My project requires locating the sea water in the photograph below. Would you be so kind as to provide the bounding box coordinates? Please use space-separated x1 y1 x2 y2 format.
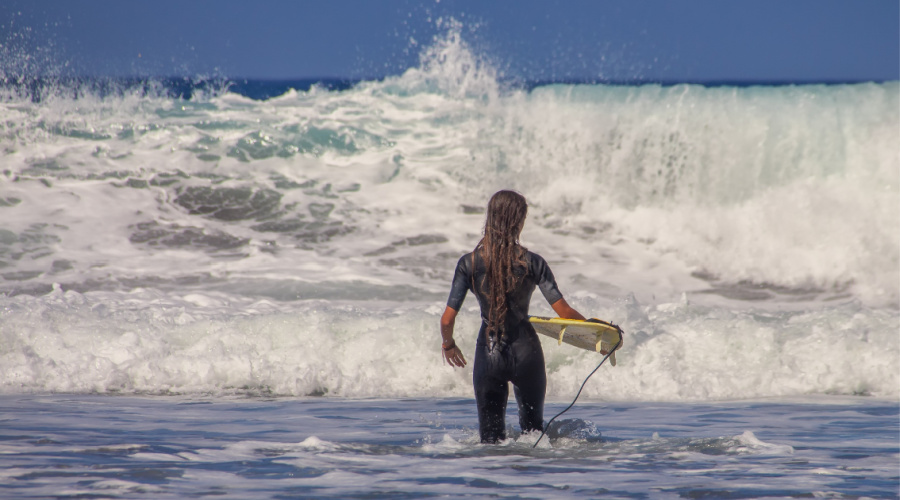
1 27 898 498
1 395 896 499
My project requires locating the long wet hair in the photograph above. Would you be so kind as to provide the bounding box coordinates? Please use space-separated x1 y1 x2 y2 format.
474 190 529 344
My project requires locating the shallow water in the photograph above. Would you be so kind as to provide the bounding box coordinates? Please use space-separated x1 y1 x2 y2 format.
1 395 897 499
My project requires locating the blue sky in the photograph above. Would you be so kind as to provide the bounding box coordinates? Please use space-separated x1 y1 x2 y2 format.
1 0 897 83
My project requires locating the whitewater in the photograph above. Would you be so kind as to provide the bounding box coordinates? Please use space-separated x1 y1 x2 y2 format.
1 28 898 498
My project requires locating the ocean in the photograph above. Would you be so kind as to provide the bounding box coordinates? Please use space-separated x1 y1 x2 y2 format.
1 29 898 498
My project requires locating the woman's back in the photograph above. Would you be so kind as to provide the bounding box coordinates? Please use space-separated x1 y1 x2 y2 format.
447 250 563 339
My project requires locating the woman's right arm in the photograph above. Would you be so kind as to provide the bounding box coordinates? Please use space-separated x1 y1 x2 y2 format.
441 255 470 368
440 306 466 367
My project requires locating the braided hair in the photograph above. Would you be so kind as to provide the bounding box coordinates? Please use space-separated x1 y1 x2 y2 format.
474 190 529 346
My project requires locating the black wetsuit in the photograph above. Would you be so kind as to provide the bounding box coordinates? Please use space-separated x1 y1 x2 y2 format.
446 250 564 443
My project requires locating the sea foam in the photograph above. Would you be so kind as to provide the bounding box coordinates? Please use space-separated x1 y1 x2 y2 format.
1 26 897 399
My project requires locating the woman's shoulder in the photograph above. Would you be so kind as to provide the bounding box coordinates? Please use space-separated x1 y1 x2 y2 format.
457 251 475 261
455 251 476 269
523 250 553 272
524 249 548 263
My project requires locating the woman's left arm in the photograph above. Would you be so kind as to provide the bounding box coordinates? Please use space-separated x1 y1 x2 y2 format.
550 298 586 320
551 298 623 352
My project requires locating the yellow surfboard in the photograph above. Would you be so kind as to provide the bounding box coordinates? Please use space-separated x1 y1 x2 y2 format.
529 316 623 366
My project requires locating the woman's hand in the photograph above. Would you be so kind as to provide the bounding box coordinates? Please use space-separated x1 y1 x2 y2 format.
442 343 467 367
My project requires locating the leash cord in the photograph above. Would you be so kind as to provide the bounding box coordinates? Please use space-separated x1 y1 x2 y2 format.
532 335 622 449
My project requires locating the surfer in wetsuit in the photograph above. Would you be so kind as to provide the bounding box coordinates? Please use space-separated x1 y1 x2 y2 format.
439 190 588 443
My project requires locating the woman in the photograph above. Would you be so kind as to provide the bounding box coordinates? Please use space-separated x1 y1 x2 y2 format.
439 190 588 443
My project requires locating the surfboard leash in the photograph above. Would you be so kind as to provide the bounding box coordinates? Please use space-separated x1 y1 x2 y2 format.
532 331 623 449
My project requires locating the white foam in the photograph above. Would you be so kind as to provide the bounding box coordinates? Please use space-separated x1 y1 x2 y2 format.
0 26 897 400
734 430 794 455
0 288 896 400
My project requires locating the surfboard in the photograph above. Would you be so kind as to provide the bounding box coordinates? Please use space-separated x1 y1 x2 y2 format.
529 316 623 366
